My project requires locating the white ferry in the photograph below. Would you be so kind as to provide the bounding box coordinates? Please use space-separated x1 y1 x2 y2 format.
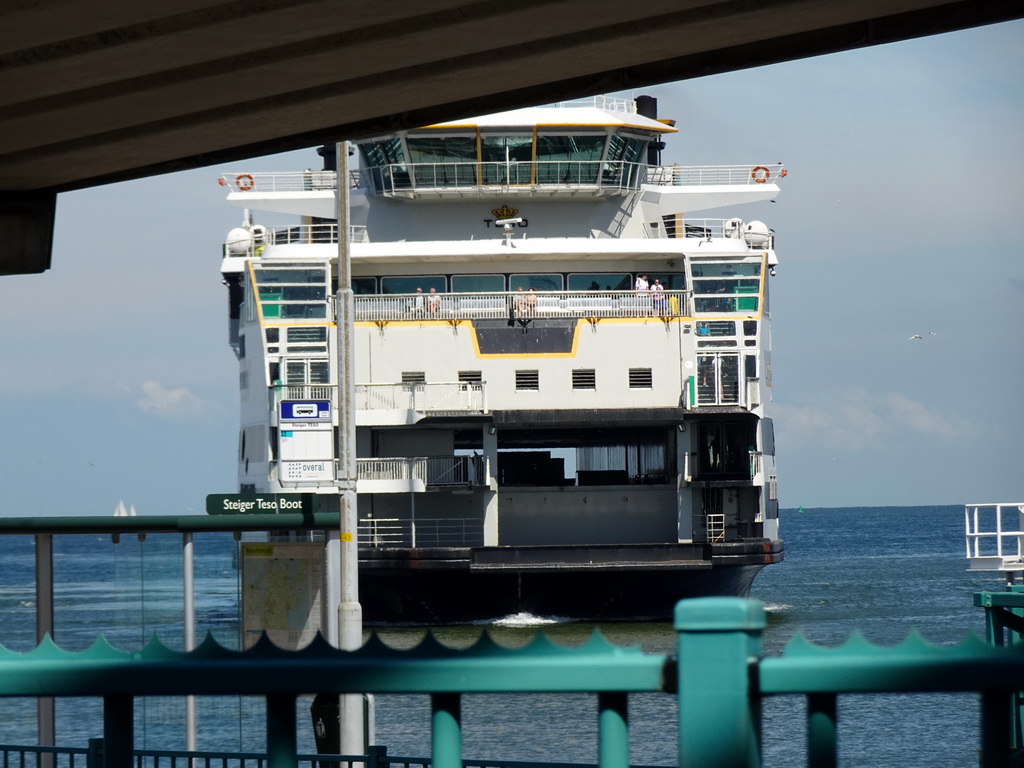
218 95 785 624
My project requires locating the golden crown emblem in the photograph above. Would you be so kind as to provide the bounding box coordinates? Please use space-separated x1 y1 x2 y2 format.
491 205 519 219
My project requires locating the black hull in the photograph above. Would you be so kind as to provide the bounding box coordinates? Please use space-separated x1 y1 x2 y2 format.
357 539 784 625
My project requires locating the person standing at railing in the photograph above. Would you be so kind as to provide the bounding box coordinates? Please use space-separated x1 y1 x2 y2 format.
651 278 666 315
412 287 425 313
634 274 650 316
427 287 442 315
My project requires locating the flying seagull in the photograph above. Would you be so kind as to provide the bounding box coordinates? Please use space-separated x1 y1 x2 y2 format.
909 334 923 340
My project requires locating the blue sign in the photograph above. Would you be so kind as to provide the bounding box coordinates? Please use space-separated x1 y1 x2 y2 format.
280 400 331 421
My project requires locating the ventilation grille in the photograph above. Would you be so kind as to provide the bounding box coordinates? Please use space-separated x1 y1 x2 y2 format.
572 369 596 390
458 370 482 383
629 368 653 389
515 370 540 391
401 371 426 384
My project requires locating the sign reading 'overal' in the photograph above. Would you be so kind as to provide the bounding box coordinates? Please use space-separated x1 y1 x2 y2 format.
205 493 319 515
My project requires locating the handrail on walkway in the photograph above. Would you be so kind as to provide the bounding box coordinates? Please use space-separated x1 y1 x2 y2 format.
1 598 1022 768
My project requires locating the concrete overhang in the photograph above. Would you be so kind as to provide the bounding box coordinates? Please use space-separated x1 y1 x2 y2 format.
2 0 1022 275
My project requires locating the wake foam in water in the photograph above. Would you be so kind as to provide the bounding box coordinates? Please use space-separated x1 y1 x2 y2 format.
491 612 563 627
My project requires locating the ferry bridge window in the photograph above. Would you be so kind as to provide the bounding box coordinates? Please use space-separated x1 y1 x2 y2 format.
536 135 605 183
606 135 648 186
359 138 409 190
407 136 476 185
510 273 563 291
256 268 326 284
352 277 377 295
691 262 761 277
567 273 631 291
381 276 446 294
451 274 505 292
481 135 533 184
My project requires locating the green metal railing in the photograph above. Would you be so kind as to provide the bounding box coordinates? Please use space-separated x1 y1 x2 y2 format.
1 597 1023 768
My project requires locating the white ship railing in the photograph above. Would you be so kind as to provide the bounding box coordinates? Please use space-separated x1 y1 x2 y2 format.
646 163 786 187
271 383 486 414
221 163 784 195
220 170 358 192
359 517 485 547
355 290 692 322
965 503 1024 572
357 456 485 487
550 95 637 112
261 223 370 245
684 450 763 481
356 382 486 413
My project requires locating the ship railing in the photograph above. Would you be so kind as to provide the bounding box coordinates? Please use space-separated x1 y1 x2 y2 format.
550 94 638 112
219 170 359 192
361 160 648 196
965 503 1024 572
357 456 485 487
358 516 485 548
260 223 370 245
354 290 692 322
646 163 786 187
269 383 486 415
684 451 762 482
356 382 486 414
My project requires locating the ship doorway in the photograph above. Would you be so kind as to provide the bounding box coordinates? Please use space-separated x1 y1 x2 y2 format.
697 421 754 480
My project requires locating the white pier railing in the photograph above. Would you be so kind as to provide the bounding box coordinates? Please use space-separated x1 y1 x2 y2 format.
966 503 1024 572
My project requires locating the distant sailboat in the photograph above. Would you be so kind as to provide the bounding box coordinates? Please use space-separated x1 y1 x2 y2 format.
113 500 137 516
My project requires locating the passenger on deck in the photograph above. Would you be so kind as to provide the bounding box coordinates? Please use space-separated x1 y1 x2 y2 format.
412 287 424 312
427 287 442 315
524 288 538 316
651 279 666 314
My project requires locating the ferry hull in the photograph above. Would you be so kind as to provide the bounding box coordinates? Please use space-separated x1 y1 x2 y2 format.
358 540 784 625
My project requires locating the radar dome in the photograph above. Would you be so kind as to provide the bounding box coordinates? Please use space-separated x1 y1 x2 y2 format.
225 227 253 256
742 221 771 248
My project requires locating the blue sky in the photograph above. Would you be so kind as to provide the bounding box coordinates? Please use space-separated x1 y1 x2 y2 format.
1 20 1021 516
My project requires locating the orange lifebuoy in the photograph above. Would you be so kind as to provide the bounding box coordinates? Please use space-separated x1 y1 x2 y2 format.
751 166 770 183
236 173 255 191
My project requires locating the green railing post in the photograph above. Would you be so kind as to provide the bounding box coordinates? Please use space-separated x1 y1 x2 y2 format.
675 598 765 768
86 738 103 768
267 694 298 768
806 694 837 768
597 692 629 768
102 696 133 768
431 693 462 768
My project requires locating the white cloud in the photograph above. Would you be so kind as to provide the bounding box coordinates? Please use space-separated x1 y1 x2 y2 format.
774 387 974 452
134 380 208 420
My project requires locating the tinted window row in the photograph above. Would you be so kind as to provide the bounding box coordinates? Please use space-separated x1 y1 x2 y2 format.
352 272 687 294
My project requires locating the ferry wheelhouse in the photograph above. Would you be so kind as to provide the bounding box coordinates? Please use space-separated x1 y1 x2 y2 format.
219 95 784 623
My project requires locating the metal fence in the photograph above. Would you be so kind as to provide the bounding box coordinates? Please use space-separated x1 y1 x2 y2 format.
1 597 1022 768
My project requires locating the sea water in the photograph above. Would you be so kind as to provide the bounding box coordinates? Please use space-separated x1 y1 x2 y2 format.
0 506 1002 767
